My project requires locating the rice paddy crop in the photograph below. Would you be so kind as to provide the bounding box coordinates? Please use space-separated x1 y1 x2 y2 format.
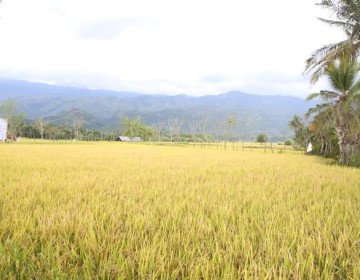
0 142 359 279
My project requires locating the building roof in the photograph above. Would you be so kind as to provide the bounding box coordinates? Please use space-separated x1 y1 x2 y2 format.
117 136 131 142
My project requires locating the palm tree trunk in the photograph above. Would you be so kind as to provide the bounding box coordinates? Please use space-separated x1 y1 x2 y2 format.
335 126 347 165
320 137 324 155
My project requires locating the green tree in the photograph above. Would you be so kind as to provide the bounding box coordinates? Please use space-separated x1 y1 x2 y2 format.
306 55 360 164
227 114 238 141
121 117 141 138
0 99 25 139
305 0 360 83
21 123 40 138
307 110 338 156
289 115 312 148
256 133 268 144
35 117 48 140
72 113 85 141
121 117 154 140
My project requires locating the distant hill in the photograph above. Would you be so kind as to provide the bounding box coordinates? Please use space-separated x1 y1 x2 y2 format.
44 108 104 129
0 79 315 140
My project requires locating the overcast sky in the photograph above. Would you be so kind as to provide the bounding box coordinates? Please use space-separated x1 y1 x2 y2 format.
0 0 344 97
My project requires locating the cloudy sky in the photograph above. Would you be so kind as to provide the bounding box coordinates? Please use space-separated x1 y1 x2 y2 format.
0 0 344 97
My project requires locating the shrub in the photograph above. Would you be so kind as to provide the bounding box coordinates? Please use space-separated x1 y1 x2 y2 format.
256 133 268 143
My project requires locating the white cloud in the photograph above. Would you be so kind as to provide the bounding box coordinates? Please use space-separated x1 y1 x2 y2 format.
0 0 345 96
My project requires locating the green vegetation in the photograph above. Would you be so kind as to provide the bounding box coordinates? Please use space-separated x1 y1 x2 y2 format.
284 139 292 146
289 115 312 148
305 0 360 83
0 98 24 139
297 0 360 166
256 133 268 144
120 117 155 140
306 56 360 165
0 79 311 139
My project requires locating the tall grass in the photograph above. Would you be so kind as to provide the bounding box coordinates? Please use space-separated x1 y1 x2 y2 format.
0 142 359 278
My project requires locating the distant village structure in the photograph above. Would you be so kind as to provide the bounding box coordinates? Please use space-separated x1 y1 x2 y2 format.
0 118 8 141
117 136 131 142
117 136 142 142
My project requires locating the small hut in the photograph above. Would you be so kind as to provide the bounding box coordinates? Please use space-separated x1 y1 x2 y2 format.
117 136 131 142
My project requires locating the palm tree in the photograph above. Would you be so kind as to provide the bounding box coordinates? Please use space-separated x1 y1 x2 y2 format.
289 115 312 148
305 0 360 83
308 111 337 156
306 55 360 164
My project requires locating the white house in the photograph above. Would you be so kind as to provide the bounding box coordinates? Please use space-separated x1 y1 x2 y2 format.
0 118 8 141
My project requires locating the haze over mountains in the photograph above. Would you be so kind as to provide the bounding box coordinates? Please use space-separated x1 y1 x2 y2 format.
0 79 314 139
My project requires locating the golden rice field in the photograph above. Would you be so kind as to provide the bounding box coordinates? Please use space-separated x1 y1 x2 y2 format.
0 142 359 279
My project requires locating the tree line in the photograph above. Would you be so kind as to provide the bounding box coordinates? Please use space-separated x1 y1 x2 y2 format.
289 0 360 166
1 99 288 145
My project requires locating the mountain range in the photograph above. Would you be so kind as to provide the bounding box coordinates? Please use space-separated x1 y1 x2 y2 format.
0 79 315 140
